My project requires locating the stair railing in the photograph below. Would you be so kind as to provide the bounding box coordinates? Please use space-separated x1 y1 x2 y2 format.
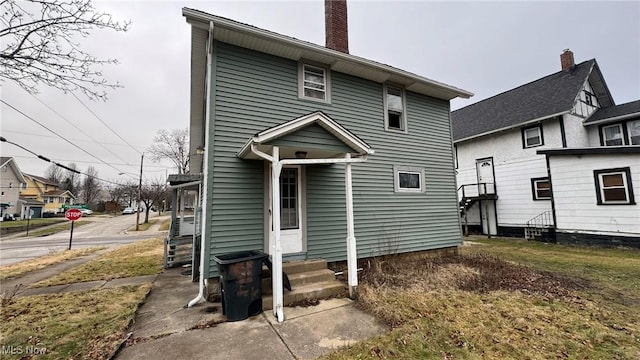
525 210 553 240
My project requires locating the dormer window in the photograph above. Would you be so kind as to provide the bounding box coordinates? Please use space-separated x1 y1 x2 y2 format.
384 85 407 132
299 63 330 103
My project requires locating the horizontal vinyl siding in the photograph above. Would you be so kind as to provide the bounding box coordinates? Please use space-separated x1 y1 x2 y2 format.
206 42 461 276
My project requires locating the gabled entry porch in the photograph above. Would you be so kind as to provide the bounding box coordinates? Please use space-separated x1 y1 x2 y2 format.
238 111 374 322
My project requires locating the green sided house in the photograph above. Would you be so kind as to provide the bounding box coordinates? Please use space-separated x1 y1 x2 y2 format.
180 1 473 322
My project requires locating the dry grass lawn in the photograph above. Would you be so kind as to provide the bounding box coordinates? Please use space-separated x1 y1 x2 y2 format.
32 238 163 287
0 247 105 280
0 284 151 360
324 239 640 359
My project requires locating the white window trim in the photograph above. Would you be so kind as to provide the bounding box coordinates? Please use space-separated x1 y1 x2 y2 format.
602 123 624 146
393 165 424 193
523 126 542 148
298 62 331 103
384 84 408 133
597 171 630 204
532 178 551 200
627 120 640 145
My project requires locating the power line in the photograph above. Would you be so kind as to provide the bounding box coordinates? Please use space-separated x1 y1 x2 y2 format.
26 91 138 166
71 92 142 155
0 99 132 176
1 136 129 186
9 155 169 169
2 130 146 149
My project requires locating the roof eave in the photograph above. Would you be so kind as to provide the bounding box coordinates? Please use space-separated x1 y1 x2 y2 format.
182 8 473 101
454 111 569 143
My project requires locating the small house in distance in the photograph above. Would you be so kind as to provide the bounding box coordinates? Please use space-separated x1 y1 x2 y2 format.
181 0 473 322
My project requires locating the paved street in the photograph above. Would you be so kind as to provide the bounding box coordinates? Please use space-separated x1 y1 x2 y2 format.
0 213 168 266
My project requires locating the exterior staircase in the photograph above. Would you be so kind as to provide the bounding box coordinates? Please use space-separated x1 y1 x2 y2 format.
261 259 346 310
525 210 555 241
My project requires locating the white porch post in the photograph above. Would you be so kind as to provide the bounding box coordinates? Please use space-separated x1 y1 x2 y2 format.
271 146 285 322
344 153 358 298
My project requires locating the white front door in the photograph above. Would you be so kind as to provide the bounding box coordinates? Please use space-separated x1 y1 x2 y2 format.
279 167 303 254
476 158 495 195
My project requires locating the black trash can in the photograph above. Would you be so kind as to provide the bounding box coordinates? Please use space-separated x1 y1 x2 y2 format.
213 250 268 322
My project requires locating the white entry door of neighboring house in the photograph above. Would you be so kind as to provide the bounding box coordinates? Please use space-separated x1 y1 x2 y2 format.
476 158 495 195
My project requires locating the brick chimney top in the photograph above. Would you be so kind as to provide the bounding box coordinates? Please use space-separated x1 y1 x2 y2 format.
560 49 575 71
325 0 349 54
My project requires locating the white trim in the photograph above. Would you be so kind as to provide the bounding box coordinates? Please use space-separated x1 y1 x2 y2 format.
344 153 358 298
532 178 551 200
298 62 331 103
454 111 568 144
182 8 473 100
601 123 624 146
597 171 630 204
238 112 374 158
393 165 425 193
584 112 640 126
524 126 542 148
384 84 408 133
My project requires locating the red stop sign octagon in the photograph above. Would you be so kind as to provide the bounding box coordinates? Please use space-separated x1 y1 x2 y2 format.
65 208 83 221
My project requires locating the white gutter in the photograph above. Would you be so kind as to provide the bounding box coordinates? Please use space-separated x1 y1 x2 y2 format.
182 8 473 100
583 112 640 126
188 20 214 308
454 111 569 144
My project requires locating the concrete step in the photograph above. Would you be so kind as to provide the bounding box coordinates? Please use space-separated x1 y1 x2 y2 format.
262 259 328 277
262 269 336 293
262 281 346 310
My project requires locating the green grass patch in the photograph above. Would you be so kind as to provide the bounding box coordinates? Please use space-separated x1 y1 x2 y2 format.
159 219 170 231
0 218 65 229
33 238 163 287
0 247 105 280
22 220 92 237
0 284 151 360
128 219 157 232
323 240 640 359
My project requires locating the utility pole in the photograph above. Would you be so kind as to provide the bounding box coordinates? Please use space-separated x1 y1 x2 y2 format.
136 153 144 231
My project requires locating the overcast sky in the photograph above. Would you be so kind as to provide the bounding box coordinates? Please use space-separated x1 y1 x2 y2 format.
1 0 639 186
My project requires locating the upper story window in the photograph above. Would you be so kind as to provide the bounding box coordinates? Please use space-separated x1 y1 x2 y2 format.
393 165 424 193
584 91 595 106
594 167 635 205
601 123 624 146
299 63 330 103
629 120 640 145
384 85 407 132
522 124 543 148
531 177 551 200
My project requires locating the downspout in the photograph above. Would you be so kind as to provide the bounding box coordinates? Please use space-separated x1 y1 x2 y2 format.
188 20 214 308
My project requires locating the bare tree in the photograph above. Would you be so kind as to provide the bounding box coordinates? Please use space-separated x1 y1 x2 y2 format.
148 128 189 174
139 179 167 223
80 165 100 204
60 162 80 195
44 163 63 184
1 0 130 100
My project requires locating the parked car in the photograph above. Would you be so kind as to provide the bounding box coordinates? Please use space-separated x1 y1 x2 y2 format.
2 213 16 221
80 208 93 216
122 207 136 215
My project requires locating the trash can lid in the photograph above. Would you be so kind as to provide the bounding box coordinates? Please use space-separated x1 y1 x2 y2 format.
213 250 267 265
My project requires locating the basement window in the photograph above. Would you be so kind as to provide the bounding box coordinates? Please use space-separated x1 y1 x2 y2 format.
394 166 424 193
594 167 635 205
299 63 330 103
531 177 551 200
384 85 407 132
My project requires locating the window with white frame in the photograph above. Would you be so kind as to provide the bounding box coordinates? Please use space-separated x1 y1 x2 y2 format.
393 166 424 193
628 120 640 145
594 167 635 205
531 177 551 200
384 85 407 131
522 125 543 148
299 63 329 102
601 123 624 146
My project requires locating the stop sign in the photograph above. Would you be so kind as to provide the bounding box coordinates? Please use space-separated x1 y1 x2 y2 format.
65 208 82 221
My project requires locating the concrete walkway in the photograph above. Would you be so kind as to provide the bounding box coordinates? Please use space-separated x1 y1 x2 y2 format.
115 268 387 360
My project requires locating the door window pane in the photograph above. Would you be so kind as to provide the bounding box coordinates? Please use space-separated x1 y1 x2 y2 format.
280 168 298 229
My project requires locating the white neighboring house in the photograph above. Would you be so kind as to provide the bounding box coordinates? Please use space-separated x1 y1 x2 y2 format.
0 157 27 220
452 50 640 247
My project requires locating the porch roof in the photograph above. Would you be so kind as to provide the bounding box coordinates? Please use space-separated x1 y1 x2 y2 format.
237 112 374 160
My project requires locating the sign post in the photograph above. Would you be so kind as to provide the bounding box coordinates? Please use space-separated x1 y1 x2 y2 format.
65 208 82 250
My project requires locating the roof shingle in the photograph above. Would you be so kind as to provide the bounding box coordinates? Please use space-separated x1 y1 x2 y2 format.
585 100 640 124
